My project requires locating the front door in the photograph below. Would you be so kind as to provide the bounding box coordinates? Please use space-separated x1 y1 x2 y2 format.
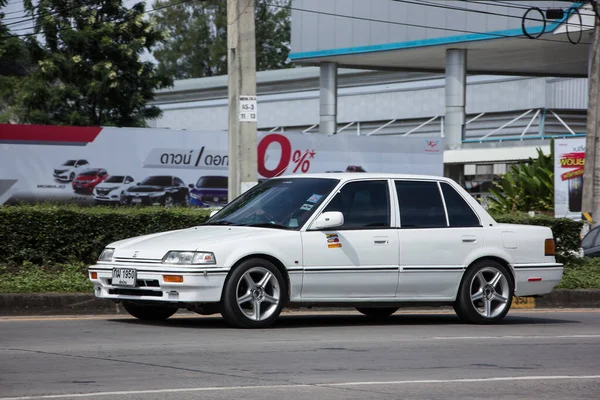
394 179 484 300
300 179 399 299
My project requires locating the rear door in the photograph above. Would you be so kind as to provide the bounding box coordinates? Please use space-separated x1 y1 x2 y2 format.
395 179 484 301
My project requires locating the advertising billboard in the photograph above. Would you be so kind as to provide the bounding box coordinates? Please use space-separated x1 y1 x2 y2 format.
0 124 444 207
554 138 586 219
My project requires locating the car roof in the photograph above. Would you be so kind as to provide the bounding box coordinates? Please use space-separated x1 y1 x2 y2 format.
272 172 452 182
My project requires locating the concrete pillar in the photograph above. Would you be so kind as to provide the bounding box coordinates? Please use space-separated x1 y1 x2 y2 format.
445 49 467 150
320 62 338 135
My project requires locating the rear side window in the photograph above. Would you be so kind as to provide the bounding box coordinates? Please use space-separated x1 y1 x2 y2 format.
395 180 447 228
440 182 481 227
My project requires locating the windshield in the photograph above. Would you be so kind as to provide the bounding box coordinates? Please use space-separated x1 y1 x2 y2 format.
78 169 99 176
105 175 125 183
205 178 339 230
196 176 227 188
62 160 76 166
141 176 173 186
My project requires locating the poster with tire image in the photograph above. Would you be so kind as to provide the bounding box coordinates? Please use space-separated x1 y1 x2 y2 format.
554 138 586 219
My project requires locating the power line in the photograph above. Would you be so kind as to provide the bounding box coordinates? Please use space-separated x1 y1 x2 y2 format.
268 1 591 47
394 0 594 30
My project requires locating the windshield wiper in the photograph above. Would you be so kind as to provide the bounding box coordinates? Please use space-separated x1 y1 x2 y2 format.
243 222 292 230
202 220 236 226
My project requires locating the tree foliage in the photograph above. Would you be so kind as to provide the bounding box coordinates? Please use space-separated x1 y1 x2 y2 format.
152 0 291 79
10 0 173 127
0 0 32 122
487 142 555 214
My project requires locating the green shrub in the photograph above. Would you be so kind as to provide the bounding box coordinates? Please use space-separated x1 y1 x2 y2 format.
556 257 600 289
492 212 584 263
0 204 211 266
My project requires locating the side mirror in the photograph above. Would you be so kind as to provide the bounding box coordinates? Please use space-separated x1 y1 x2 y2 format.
311 211 344 230
209 209 219 218
136 182 141 185
188 184 194 189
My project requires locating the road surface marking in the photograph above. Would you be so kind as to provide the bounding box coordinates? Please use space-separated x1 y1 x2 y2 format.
434 334 600 340
2 375 600 399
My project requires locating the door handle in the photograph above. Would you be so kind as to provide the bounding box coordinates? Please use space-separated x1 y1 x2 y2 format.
374 237 389 245
462 235 477 243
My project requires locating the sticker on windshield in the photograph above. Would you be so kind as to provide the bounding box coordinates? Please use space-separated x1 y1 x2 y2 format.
307 194 323 203
300 203 313 211
326 233 342 248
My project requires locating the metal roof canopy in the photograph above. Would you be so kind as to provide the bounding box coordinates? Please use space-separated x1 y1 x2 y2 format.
289 1 594 78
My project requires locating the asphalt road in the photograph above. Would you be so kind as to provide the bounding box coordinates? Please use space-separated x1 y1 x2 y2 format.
1 309 600 400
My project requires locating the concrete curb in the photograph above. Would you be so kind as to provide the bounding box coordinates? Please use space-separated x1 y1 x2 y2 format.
1 290 600 316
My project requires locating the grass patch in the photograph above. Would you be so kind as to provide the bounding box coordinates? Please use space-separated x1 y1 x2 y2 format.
0 262 93 293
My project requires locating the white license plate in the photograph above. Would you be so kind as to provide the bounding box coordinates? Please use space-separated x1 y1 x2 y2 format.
112 268 136 286
132 198 142 204
213 197 219 202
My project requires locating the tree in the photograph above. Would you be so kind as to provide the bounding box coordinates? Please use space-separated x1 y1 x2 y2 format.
0 0 32 123
152 0 291 80
12 0 173 127
487 142 555 214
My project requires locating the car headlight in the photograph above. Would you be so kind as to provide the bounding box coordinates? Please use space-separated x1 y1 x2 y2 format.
98 248 115 262
162 251 216 265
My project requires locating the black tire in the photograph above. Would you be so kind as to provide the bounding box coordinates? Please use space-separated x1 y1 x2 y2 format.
454 259 514 324
164 195 174 208
221 258 286 328
122 302 177 321
356 307 398 318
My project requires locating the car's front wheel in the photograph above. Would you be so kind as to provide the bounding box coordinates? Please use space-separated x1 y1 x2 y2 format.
122 302 177 321
356 307 398 318
221 258 285 328
454 259 514 324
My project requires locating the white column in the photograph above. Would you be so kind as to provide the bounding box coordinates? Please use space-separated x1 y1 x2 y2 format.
319 62 338 135
445 49 467 150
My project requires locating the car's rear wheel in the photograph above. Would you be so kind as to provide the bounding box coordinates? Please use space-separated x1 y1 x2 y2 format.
454 259 513 324
356 307 398 318
122 302 177 321
221 258 285 328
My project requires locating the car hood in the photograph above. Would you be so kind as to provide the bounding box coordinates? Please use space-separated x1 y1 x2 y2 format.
75 175 98 182
96 182 122 189
127 185 167 193
109 226 292 260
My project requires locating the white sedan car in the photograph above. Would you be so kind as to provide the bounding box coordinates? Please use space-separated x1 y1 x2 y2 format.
89 173 563 328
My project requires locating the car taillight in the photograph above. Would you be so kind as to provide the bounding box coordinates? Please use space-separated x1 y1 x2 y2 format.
545 239 555 256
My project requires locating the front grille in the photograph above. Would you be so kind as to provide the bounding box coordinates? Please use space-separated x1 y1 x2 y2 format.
108 288 163 297
97 189 111 196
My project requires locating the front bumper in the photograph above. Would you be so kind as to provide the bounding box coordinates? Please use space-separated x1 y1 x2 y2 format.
89 263 228 304
122 195 164 206
54 173 71 181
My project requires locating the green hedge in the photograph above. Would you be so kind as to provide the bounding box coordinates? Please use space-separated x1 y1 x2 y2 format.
0 205 211 266
492 213 584 263
0 205 584 268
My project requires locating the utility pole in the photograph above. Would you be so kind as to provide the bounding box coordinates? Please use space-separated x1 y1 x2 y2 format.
227 0 258 201
583 14 600 227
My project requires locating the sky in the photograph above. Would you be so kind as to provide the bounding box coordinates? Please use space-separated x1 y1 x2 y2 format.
2 0 157 63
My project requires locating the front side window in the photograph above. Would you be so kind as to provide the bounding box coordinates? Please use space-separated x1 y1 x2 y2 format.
323 180 390 229
196 176 228 188
205 177 339 230
105 175 125 183
440 182 481 227
395 180 446 228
